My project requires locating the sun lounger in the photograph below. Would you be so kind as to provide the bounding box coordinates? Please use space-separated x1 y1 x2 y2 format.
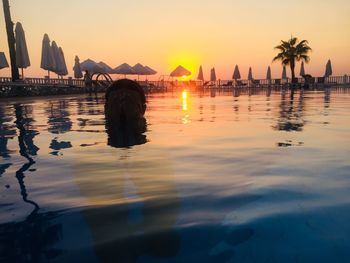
235 80 247 87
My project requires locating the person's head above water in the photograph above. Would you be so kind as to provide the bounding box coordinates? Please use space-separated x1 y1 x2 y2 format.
105 79 147 139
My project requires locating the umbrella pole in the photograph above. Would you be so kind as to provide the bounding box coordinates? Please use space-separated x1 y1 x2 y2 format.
21 68 24 80
48 70 50 79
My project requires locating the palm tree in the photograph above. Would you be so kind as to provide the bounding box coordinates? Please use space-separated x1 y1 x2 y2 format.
2 0 19 81
273 37 311 84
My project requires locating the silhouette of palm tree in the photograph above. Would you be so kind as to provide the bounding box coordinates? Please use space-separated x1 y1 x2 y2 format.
273 37 311 84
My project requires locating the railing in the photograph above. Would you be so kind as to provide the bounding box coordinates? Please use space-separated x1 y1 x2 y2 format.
0 77 85 87
1 75 349 94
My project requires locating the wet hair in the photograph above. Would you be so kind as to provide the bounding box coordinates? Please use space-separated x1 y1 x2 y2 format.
105 79 146 106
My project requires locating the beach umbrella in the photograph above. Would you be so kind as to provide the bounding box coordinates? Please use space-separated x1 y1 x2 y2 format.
51 41 61 76
0 52 9 69
266 66 272 80
113 63 136 77
144 65 157 80
15 22 30 78
98 61 114 74
73 56 83 79
300 61 305 76
80 59 104 74
58 47 68 76
248 67 253 80
210 68 217 82
132 63 148 75
233 65 241 80
324 59 333 77
282 66 287 79
132 63 149 80
170 65 191 77
144 66 157 75
40 34 56 78
197 65 204 81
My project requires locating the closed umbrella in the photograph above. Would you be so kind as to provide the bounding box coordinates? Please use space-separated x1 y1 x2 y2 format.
58 47 68 76
40 34 56 78
170 65 191 77
73 56 83 79
197 65 204 81
0 52 9 69
210 68 216 82
282 66 287 79
248 67 253 80
266 66 272 80
233 65 241 80
51 41 61 76
80 59 104 74
15 22 30 78
300 61 305 76
113 63 136 77
324 59 332 77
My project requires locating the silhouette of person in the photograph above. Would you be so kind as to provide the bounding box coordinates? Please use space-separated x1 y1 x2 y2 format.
84 70 93 93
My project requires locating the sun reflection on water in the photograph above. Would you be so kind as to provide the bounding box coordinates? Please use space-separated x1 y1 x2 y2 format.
181 90 191 124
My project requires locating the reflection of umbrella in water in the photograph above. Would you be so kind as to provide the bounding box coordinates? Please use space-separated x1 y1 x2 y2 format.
47 101 73 134
15 22 31 79
170 65 191 78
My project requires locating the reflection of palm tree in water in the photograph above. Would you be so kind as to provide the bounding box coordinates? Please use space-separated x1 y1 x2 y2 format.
14 103 40 213
274 90 306 131
74 146 180 263
0 105 63 263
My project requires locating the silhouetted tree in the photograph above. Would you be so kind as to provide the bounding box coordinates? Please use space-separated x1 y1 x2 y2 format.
2 0 19 81
273 37 311 84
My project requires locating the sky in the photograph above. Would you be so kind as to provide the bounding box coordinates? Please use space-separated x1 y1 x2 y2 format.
0 0 350 80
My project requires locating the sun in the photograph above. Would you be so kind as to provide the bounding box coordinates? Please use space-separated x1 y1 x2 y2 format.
168 51 200 80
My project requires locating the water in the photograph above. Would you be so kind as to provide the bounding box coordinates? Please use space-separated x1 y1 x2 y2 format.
0 88 349 263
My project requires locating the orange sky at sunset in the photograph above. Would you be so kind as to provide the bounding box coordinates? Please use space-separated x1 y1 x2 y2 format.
1 0 349 80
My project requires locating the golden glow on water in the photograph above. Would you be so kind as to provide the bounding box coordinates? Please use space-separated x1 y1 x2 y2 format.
181 90 191 124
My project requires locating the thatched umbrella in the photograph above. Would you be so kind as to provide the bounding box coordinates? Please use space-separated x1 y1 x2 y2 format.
170 65 191 77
